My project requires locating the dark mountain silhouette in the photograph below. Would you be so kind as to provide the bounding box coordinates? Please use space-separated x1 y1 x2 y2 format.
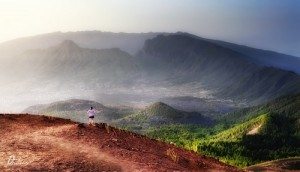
137 34 300 104
172 32 300 74
212 39 300 74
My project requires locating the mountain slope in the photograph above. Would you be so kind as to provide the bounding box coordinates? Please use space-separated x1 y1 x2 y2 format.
177 32 300 74
210 94 300 164
220 93 300 125
209 114 268 142
0 40 144 111
147 93 300 167
0 114 240 171
12 40 140 86
212 39 300 74
137 34 300 104
198 111 299 167
197 94 300 166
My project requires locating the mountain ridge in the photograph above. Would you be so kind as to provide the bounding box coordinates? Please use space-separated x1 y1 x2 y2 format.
138 34 300 104
147 93 300 168
12 40 140 87
0 33 299 111
1 31 299 74
170 32 300 74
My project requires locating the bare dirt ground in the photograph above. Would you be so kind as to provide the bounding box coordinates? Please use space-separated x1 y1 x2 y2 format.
0 114 240 171
246 157 300 172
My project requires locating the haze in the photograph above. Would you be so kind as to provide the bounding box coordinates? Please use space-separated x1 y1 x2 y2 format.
0 0 299 56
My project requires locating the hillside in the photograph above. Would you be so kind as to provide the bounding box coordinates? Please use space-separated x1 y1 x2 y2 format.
23 99 134 123
12 40 140 85
220 93 300 125
212 39 300 74
137 34 300 104
209 114 268 142
116 102 213 133
196 94 300 167
147 94 300 167
0 114 239 171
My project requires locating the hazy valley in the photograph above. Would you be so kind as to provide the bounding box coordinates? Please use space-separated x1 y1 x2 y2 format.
0 31 299 112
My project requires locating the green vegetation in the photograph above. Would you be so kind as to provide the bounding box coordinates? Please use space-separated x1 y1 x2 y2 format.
122 102 184 123
147 124 215 151
209 114 267 142
198 113 299 167
146 94 300 167
219 93 300 125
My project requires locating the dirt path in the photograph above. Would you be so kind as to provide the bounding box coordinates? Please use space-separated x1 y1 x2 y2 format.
247 124 262 135
246 157 300 172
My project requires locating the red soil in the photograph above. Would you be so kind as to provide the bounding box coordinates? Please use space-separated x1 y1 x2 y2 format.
0 114 240 171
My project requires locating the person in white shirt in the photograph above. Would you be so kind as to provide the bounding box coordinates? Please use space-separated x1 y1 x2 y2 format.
87 107 96 125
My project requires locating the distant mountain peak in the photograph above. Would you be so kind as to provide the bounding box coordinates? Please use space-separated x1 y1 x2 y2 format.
148 102 171 109
56 40 81 51
144 102 180 117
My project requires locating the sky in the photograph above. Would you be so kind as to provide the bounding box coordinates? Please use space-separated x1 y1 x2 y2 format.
0 0 299 56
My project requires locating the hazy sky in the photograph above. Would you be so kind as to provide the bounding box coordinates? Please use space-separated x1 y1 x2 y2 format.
0 0 299 56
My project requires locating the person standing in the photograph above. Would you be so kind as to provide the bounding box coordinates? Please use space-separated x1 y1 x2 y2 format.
87 107 96 125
